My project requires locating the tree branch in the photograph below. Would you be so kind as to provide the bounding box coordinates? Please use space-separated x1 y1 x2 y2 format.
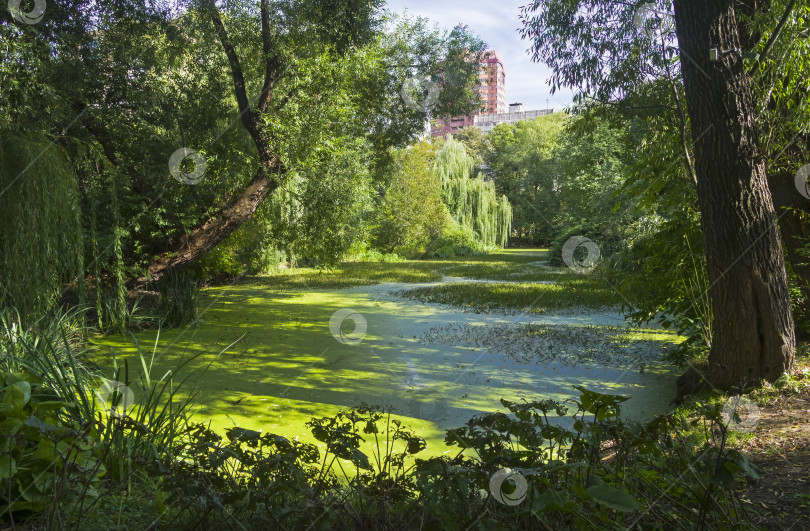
257 0 281 112
208 2 254 129
748 0 798 76
142 2 288 282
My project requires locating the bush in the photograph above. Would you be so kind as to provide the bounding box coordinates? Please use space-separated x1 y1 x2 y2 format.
547 222 629 269
371 142 448 257
344 241 405 263
606 219 712 365
424 223 488 259
0 370 106 518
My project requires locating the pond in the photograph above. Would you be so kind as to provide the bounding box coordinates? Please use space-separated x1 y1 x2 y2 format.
95 249 682 455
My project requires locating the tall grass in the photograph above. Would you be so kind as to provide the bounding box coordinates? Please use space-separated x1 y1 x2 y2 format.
0 306 225 485
0 307 96 416
153 271 200 328
682 237 713 350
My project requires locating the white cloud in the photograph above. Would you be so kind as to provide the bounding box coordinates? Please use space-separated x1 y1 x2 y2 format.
384 0 575 110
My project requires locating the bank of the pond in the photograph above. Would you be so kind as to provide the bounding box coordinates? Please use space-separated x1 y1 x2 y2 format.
93 249 684 456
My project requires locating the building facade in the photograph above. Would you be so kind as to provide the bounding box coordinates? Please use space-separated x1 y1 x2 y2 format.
473 103 554 133
478 50 507 115
431 50 506 137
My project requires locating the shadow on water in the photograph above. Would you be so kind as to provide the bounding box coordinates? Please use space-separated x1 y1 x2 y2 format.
95 249 682 453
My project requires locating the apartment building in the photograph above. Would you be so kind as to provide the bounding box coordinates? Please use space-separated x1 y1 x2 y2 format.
431 50 506 137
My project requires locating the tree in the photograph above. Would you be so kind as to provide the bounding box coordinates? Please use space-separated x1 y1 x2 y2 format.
1 1 486 291
520 0 795 388
486 114 566 242
144 0 372 279
672 0 794 386
0 134 83 318
434 139 512 248
372 142 448 255
454 126 489 166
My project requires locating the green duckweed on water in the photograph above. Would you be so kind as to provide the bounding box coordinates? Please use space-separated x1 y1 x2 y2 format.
93 249 684 456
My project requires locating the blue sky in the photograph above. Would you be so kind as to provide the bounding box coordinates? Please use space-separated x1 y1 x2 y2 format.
384 0 575 110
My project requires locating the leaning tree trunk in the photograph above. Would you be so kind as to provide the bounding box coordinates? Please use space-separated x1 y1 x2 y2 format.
673 0 794 388
146 165 279 280
144 1 285 282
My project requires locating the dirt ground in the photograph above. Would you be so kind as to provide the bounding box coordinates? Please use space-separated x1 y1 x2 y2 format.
733 363 810 530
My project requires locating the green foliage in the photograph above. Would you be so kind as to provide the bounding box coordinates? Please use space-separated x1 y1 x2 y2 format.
376 14 487 151
437 390 758 529
372 142 448 256
750 0 810 174
0 132 83 318
1 0 491 306
610 221 712 364
519 0 678 103
487 113 567 243
0 370 106 516
127 388 758 529
344 241 405 263
424 223 485 258
370 137 511 259
95 289 149 336
452 126 489 166
517 0 810 369
434 138 512 249
0 306 204 505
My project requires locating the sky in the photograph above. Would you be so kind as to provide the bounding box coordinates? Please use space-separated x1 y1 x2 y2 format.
383 0 575 111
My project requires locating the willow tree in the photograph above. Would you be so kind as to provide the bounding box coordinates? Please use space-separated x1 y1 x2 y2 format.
0 133 83 318
434 138 512 248
2 0 487 290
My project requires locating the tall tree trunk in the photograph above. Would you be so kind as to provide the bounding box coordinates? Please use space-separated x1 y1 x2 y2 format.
673 0 794 388
769 171 810 337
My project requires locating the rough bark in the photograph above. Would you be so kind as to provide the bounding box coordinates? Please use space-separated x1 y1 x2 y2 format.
769 171 810 336
673 0 794 389
145 1 285 281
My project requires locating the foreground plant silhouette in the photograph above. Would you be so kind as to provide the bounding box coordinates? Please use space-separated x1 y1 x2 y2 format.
159 388 760 530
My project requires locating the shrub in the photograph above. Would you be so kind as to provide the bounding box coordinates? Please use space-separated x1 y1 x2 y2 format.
0 370 106 518
371 142 448 257
424 223 488 259
547 222 629 269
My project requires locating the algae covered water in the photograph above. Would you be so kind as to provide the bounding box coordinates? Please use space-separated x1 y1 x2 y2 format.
96 250 681 454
